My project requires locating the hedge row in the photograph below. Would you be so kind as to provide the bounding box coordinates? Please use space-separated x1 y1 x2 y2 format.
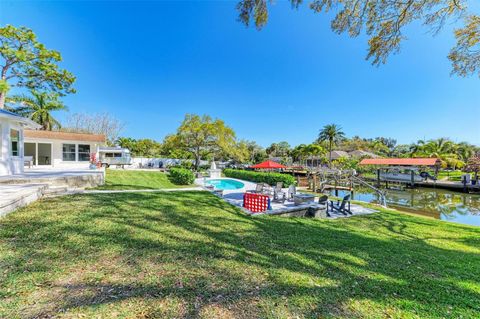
223 169 295 186
169 167 195 185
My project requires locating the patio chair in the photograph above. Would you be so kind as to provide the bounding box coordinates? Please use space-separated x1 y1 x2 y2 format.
24 156 33 169
318 195 329 216
261 183 273 195
329 195 352 216
273 183 286 203
251 183 264 194
318 195 328 205
287 184 296 201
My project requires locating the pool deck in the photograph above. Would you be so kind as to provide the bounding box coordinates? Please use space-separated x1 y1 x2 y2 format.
196 177 377 218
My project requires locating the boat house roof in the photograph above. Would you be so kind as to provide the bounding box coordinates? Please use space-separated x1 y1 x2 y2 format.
359 158 440 166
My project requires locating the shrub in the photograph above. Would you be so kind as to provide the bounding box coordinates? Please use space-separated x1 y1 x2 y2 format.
224 169 295 186
180 161 194 170
169 167 195 185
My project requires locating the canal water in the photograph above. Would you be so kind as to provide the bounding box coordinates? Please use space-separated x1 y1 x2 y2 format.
330 187 480 227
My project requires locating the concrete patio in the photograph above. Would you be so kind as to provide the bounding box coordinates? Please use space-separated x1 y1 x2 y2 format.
197 177 378 218
0 167 105 217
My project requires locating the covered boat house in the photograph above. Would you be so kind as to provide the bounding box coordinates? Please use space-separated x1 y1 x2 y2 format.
359 158 441 187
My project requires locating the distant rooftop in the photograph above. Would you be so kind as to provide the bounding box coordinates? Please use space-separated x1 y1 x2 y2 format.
349 150 380 158
329 150 350 159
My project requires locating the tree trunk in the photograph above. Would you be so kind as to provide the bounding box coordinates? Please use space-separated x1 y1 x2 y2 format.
0 92 5 109
194 149 200 171
329 140 333 168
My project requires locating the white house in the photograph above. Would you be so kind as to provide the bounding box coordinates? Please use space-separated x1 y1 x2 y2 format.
23 129 106 168
0 109 41 176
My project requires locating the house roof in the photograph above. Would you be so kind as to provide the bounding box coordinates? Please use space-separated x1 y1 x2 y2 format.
0 109 41 129
349 150 380 158
329 150 350 159
359 158 440 166
24 129 106 143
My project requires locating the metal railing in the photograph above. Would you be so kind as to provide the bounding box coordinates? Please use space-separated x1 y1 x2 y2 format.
351 175 388 207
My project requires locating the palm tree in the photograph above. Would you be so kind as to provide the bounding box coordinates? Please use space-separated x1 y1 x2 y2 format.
6 90 67 130
414 138 460 168
456 142 476 162
317 124 345 167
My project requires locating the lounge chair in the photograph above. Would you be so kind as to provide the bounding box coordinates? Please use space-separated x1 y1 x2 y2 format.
329 195 352 216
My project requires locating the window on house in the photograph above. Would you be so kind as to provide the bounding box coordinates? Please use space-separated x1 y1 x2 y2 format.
62 144 76 161
78 144 90 161
10 129 19 156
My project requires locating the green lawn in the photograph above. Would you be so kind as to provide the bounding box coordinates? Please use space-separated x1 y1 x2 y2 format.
437 170 465 182
1 192 479 318
95 169 192 190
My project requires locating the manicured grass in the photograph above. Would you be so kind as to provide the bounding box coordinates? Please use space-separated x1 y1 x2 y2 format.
1 192 480 318
437 170 465 182
95 169 193 190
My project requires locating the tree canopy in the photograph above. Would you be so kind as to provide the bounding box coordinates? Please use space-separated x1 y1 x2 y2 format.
172 114 237 170
318 124 345 166
0 25 76 109
116 137 163 158
62 112 124 146
236 0 480 77
6 90 66 130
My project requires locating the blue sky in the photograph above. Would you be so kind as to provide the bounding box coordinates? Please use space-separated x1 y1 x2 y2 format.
2 1 479 147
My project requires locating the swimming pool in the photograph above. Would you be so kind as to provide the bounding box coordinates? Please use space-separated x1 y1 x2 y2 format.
205 179 245 190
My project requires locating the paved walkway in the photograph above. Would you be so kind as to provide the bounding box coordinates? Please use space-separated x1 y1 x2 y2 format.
80 187 203 194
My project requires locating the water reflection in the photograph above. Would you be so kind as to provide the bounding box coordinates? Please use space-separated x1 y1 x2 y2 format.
330 187 480 226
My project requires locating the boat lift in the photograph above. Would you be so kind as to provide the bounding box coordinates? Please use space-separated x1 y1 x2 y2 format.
307 167 387 207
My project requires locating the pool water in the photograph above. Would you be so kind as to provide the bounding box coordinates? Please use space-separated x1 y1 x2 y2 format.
205 179 245 190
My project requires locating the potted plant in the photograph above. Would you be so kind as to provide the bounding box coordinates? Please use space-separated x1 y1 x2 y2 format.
89 153 98 169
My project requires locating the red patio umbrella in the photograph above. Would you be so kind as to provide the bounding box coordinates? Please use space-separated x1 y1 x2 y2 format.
251 160 286 169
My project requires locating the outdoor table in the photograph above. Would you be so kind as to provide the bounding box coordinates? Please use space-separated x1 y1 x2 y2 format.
293 193 315 206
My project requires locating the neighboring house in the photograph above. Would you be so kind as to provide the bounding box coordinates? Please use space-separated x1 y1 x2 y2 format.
328 150 350 160
348 150 380 159
0 109 41 176
305 151 351 167
23 130 106 168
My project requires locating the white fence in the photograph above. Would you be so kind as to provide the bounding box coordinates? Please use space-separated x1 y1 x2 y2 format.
129 158 209 169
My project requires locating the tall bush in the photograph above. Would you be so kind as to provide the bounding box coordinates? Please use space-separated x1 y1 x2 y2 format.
169 167 195 185
224 169 295 186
